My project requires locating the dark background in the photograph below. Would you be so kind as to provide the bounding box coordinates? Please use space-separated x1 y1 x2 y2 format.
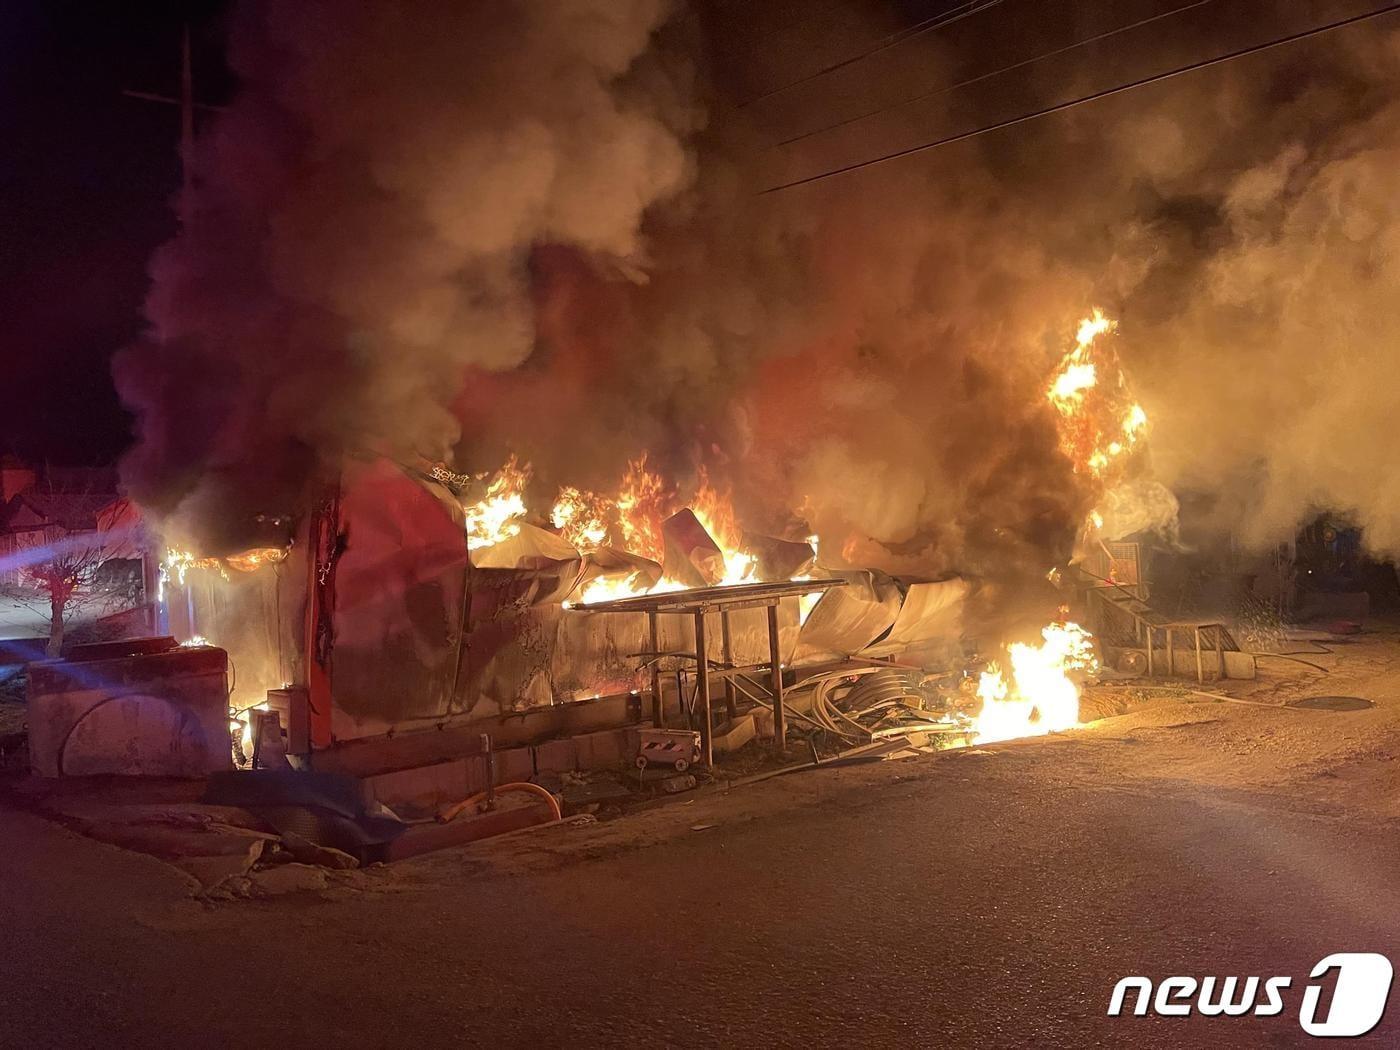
0 0 987 466
0 0 1340 467
0 1 232 464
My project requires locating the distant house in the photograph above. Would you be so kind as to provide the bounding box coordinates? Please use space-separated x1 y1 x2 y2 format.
0 454 37 504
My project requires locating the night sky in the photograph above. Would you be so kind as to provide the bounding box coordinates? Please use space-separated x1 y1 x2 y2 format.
0 0 942 467
2 0 1378 487
1 1 231 464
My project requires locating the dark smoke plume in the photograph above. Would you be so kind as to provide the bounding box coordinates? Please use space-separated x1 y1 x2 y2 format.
119 0 1400 621
117 0 692 553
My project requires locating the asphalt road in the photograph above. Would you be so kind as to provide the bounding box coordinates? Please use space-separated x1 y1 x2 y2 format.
3 734 1397 1049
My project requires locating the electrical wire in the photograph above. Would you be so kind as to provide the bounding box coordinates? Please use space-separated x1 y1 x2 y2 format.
739 0 1003 108
760 1 1400 194
1252 652 1330 673
774 0 1215 148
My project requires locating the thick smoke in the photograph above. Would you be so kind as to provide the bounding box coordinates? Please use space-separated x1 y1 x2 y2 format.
119 0 1400 625
1120 27 1400 554
453 5 1105 627
116 0 692 552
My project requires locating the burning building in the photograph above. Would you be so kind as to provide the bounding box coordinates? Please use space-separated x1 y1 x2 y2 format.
146 300 1144 778
155 451 975 762
87 1 1400 796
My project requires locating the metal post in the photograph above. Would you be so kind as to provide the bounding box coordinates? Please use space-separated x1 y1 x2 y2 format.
177 25 197 230
720 610 738 723
694 611 712 767
648 610 662 728
481 734 495 803
766 603 786 753
674 670 690 729
1194 628 1204 684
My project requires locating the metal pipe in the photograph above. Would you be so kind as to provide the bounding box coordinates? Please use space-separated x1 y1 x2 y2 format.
767 604 786 752
648 610 663 728
675 669 690 729
448 534 473 711
694 611 712 767
481 733 495 804
720 609 738 722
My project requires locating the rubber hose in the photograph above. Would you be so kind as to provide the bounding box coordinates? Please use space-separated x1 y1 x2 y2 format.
438 782 562 824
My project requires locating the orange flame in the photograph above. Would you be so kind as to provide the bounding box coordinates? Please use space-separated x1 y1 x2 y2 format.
1048 309 1148 479
615 455 670 564
571 573 687 606
164 548 226 584
225 547 288 573
463 455 531 548
550 486 611 551
974 621 1098 743
692 466 757 585
456 453 821 603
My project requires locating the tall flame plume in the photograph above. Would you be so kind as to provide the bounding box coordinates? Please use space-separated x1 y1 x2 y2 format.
974 622 1098 744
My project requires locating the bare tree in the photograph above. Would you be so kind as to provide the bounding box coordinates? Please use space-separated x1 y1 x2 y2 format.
3 486 144 657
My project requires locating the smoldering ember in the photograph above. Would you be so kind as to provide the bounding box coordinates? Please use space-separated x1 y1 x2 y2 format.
6 1 1400 1045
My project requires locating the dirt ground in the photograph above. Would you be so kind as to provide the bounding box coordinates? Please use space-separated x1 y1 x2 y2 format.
4 623 1400 1047
370 621 1400 887
7 622 1400 889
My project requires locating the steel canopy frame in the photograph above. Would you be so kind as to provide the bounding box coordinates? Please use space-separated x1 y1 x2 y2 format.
569 579 848 765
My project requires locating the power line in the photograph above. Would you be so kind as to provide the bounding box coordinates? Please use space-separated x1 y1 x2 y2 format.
760 0 1400 195
121 90 225 113
739 0 1003 109
774 0 1216 149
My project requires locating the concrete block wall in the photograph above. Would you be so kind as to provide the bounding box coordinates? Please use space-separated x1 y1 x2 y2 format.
365 728 632 811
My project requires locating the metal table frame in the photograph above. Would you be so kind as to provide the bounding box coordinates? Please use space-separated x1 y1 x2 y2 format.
569 579 847 765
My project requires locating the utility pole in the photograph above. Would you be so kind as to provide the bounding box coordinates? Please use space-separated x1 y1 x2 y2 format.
123 23 225 228
122 22 224 626
179 24 194 227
